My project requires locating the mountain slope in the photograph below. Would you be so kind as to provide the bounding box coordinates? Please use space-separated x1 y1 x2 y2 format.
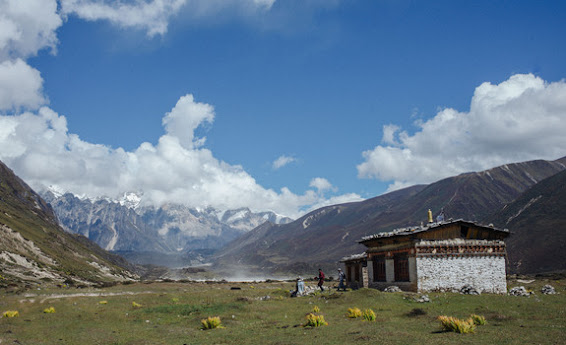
0 160 137 288
215 157 566 274
486 168 566 274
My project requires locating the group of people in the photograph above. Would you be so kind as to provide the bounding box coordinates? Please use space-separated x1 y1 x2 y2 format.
291 268 347 297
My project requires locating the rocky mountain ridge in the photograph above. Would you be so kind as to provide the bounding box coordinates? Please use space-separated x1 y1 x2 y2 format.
42 191 292 266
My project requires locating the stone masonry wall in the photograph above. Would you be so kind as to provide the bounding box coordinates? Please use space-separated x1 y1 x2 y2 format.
416 255 507 294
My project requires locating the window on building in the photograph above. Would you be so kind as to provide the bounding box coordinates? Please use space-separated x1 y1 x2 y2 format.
394 253 410 282
373 256 386 282
461 226 469 238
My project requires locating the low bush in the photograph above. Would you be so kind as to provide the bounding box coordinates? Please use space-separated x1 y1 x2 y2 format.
470 314 487 325
362 309 376 321
347 307 362 318
201 316 224 330
3 310 19 318
303 313 328 327
43 307 56 314
438 315 476 334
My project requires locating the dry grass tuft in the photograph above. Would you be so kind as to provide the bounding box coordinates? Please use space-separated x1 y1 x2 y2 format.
438 315 476 334
347 307 362 318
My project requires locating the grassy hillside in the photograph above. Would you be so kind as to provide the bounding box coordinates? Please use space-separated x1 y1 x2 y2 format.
0 160 136 288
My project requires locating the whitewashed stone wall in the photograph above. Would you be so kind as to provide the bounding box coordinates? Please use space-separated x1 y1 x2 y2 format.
416 255 507 294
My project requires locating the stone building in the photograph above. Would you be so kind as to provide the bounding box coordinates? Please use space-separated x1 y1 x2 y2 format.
341 219 509 294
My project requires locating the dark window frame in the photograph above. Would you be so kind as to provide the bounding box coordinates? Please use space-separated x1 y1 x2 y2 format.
394 253 410 282
372 255 386 282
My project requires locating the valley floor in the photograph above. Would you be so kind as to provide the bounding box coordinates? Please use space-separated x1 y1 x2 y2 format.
0 278 564 344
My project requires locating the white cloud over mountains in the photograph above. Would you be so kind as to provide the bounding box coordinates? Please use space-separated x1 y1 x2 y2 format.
0 96 363 218
309 177 335 193
357 74 566 191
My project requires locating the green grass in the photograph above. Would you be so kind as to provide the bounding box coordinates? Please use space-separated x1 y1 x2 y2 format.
0 279 564 344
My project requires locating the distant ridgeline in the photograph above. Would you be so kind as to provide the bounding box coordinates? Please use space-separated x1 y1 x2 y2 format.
41 191 292 267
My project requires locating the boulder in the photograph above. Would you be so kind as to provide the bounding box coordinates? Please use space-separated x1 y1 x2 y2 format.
383 286 402 293
508 286 533 296
541 285 556 295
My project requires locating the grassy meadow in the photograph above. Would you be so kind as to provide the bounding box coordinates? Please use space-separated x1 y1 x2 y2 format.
1 278 565 345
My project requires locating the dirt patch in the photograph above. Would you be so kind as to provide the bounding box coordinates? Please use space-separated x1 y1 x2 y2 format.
18 290 156 303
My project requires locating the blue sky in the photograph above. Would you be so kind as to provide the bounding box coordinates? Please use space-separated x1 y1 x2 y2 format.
1 0 566 218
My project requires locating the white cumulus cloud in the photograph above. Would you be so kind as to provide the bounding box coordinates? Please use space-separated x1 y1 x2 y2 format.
0 0 62 59
0 58 46 111
357 74 566 191
309 177 334 193
162 94 214 149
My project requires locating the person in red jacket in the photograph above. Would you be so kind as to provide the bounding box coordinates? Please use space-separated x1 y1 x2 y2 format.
316 268 325 292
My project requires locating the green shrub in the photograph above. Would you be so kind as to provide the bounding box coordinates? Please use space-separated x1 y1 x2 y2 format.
303 313 328 327
43 307 56 314
132 302 142 308
363 309 376 321
438 315 476 334
201 316 224 330
347 307 362 318
312 305 320 313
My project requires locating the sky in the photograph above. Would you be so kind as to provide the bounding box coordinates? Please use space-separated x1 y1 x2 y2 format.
1 0 566 219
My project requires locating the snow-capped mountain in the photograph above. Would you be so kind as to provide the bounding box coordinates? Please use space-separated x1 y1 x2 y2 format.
41 191 292 266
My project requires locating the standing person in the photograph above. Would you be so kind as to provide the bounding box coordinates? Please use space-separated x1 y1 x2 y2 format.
316 268 325 292
337 268 346 291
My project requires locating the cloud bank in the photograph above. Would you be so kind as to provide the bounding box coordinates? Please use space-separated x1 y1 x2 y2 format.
0 95 362 218
357 74 566 191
